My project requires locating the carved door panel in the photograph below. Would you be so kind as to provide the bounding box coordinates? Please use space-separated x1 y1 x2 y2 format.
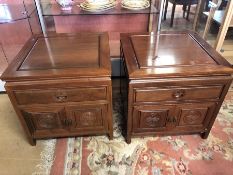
21 105 67 137
175 102 217 131
132 105 176 133
66 103 107 133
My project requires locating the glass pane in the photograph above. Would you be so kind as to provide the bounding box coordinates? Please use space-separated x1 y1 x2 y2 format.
40 0 160 57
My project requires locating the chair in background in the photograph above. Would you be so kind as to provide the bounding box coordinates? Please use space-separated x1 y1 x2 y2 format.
164 0 198 27
202 0 233 52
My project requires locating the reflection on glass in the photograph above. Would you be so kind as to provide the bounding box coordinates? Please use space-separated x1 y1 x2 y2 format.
0 4 12 21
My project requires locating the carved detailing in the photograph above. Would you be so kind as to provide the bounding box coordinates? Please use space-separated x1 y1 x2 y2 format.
135 107 171 130
36 113 58 129
22 107 65 132
80 111 97 126
183 110 202 124
145 113 160 127
69 107 104 129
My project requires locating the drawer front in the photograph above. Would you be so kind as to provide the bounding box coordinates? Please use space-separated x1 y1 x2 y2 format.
175 102 217 130
21 105 68 137
66 103 107 133
14 87 107 105
132 105 176 133
134 85 224 103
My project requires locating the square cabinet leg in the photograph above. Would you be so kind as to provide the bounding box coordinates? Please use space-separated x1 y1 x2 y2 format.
109 130 113 140
126 135 131 144
29 138 36 146
201 130 210 139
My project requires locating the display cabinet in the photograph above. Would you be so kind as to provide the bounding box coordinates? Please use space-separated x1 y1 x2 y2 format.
36 0 161 57
0 0 42 90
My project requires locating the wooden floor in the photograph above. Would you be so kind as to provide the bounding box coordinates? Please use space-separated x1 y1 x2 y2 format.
161 3 233 66
208 39 233 65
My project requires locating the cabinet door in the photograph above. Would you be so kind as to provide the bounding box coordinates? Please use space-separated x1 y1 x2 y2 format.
66 103 107 133
132 105 176 133
21 106 67 137
176 102 217 131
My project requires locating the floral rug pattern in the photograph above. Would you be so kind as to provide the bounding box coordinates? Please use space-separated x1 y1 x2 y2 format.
54 85 233 175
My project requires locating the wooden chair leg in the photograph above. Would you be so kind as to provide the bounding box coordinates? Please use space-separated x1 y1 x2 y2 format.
170 3 176 27
164 0 169 20
193 0 203 31
183 5 187 18
186 1 192 20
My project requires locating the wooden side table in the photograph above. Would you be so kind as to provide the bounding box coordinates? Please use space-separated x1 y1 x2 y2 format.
120 31 233 143
1 33 113 145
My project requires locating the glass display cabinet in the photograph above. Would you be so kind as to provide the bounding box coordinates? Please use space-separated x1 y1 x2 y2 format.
0 0 41 89
36 0 161 57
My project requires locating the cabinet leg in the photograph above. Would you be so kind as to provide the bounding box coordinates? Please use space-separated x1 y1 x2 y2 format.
109 131 113 140
201 130 210 139
126 135 131 144
170 4 176 27
29 138 36 146
164 0 168 20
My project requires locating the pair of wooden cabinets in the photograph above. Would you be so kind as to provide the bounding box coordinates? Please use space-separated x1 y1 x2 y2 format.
120 31 233 143
2 31 233 145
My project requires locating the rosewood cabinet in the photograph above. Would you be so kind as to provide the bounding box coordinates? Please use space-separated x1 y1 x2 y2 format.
120 31 233 143
1 33 113 145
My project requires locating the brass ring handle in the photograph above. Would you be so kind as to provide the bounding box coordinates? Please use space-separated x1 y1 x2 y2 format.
173 90 185 99
166 117 177 123
63 119 72 126
63 119 68 126
68 119 72 126
166 117 172 123
173 117 177 123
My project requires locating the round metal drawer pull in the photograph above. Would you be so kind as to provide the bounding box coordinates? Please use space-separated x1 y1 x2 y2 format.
173 90 185 99
56 95 67 101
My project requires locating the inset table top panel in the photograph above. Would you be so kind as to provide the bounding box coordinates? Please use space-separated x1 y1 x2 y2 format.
131 34 216 68
1 33 111 81
20 35 99 70
120 31 233 79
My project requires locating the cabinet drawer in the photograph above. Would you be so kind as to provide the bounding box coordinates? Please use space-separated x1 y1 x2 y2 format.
134 85 223 103
132 105 176 133
14 87 107 105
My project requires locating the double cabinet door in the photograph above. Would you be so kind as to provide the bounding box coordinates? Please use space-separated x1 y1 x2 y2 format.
20 103 107 138
132 102 217 133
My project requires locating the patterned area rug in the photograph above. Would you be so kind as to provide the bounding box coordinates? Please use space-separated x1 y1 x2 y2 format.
50 85 233 175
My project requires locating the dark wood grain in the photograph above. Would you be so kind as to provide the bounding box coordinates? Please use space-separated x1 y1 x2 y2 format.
120 31 233 143
1 33 113 145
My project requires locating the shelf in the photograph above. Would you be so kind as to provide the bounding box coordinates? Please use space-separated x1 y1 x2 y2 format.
0 4 36 24
41 1 159 16
203 10 233 27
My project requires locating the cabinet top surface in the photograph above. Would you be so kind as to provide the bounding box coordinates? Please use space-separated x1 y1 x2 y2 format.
1 33 111 81
120 31 233 79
